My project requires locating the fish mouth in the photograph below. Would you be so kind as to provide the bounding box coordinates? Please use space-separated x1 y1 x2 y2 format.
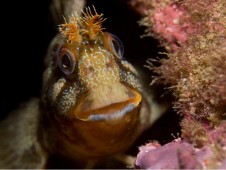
72 84 142 121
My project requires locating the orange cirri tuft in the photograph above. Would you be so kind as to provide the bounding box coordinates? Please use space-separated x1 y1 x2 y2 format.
59 6 106 43
80 6 106 40
59 15 83 44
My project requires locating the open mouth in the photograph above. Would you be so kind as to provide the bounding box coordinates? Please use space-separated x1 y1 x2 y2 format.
73 85 142 121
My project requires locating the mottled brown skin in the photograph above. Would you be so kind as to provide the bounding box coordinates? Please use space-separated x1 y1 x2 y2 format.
40 30 152 165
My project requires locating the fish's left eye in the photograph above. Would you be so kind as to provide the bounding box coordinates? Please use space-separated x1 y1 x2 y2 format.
104 32 124 59
57 48 75 75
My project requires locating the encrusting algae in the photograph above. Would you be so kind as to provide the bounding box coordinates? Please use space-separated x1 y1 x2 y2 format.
131 0 226 169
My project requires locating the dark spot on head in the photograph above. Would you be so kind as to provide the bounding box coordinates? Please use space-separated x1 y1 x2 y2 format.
83 67 95 78
88 67 95 73
106 62 114 69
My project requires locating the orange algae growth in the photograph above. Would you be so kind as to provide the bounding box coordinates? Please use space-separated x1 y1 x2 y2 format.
59 6 106 43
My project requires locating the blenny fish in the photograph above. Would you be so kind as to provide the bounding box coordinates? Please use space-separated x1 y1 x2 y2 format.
0 6 156 168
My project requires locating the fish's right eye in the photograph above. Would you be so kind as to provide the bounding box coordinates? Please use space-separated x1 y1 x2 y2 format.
57 48 75 75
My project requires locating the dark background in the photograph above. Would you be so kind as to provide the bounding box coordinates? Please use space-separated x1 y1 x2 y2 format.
0 0 180 167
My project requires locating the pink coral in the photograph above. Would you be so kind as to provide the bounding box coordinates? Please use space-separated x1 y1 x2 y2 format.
135 121 226 169
131 0 189 51
135 139 207 169
135 139 216 169
131 0 225 51
149 3 188 50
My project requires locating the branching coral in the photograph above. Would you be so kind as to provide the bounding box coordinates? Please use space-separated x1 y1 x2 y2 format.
130 0 226 169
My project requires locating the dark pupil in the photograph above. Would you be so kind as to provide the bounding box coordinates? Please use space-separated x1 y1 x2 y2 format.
61 54 71 69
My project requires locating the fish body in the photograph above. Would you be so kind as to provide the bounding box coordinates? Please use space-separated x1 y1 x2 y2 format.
40 8 151 162
0 6 153 168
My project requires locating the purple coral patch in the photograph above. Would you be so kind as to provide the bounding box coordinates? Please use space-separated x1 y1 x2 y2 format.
135 139 215 169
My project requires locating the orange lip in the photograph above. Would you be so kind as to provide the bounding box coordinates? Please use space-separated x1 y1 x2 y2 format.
73 84 142 121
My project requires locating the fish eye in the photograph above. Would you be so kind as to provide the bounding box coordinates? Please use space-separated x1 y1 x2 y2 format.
57 48 75 75
110 33 124 58
104 32 124 59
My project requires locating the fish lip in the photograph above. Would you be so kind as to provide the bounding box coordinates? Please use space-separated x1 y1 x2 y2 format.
72 86 142 121
86 103 137 121
74 99 141 121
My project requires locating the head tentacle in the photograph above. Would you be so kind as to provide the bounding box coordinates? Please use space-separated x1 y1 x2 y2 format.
59 6 106 43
